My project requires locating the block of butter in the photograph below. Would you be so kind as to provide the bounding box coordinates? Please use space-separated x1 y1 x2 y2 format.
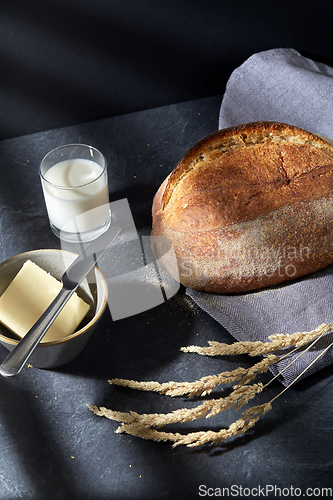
0 260 90 343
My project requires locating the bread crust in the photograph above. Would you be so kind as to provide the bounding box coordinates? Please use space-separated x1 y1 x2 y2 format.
151 121 333 293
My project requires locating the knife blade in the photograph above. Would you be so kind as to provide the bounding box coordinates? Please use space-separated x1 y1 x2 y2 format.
0 225 120 377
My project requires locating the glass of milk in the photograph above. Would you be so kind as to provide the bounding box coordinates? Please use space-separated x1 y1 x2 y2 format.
40 144 111 242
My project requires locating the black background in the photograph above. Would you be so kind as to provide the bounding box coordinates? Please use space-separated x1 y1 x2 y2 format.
1 0 333 139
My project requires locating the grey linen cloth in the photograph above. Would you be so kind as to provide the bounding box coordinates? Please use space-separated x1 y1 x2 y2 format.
187 48 333 385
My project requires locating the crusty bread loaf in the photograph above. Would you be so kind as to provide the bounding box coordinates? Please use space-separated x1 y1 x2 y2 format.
151 121 333 293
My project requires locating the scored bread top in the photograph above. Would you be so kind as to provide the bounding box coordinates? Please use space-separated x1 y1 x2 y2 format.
158 121 333 232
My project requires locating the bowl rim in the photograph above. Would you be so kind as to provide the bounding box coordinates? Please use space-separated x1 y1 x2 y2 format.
0 249 108 347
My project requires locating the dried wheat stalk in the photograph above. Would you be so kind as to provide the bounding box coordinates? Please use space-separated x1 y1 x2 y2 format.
109 354 278 397
88 322 333 447
88 383 263 429
115 402 272 448
181 322 333 358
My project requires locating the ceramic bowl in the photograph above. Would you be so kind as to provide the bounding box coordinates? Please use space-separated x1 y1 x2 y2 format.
0 249 108 369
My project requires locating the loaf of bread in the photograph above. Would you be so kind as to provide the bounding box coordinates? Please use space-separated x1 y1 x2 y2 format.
151 121 333 293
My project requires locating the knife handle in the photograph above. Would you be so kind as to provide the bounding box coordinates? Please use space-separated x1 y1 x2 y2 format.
0 286 74 377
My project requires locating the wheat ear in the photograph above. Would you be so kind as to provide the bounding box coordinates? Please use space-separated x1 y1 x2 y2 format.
180 323 332 358
109 355 277 398
89 323 333 447
88 383 263 429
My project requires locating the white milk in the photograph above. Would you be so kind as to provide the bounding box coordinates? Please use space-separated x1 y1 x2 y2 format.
42 158 110 234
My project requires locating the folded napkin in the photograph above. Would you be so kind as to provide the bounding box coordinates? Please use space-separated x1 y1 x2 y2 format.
187 48 333 385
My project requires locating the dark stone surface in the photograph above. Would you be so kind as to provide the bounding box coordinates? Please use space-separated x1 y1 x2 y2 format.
0 96 332 499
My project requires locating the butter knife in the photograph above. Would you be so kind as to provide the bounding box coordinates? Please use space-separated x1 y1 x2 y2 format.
0 225 120 377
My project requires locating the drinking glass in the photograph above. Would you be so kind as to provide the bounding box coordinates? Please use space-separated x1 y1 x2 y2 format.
40 144 111 242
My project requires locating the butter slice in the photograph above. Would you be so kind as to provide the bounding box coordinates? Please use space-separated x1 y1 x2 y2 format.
0 260 90 342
